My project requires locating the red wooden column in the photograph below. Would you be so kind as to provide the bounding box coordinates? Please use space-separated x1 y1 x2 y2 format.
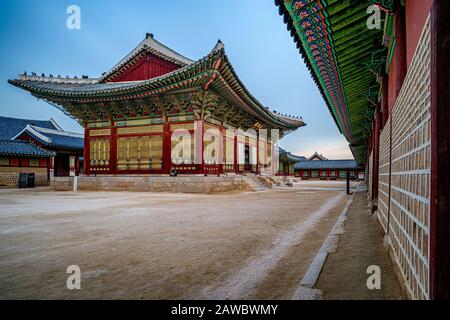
162 121 171 174
83 125 90 175
381 74 389 128
195 120 205 175
366 131 371 185
430 0 450 300
109 123 117 174
371 104 381 210
219 124 225 175
47 156 51 182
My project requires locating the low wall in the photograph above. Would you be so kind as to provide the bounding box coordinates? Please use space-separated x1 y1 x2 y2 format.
0 167 48 187
51 175 252 194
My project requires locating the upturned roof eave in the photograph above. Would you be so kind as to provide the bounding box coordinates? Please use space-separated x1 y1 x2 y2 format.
9 42 305 131
274 0 342 136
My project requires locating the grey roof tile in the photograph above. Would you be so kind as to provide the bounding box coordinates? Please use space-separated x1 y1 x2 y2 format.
0 140 55 157
294 159 362 170
0 116 58 139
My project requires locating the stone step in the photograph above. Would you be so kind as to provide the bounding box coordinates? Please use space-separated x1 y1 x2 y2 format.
242 176 271 192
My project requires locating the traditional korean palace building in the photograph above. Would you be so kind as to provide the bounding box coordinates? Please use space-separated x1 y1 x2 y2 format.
9 34 305 177
277 148 304 176
0 116 83 187
294 152 363 180
275 0 449 300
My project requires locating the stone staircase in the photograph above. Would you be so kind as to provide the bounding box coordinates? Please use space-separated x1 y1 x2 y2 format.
242 174 273 192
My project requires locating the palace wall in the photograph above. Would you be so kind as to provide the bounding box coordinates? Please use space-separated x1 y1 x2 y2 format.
0 166 48 187
0 157 49 187
375 15 431 300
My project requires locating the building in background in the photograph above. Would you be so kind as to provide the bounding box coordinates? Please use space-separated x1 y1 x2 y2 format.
277 148 304 176
0 116 83 187
294 153 363 180
9 34 305 177
275 0 449 300
0 139 54 187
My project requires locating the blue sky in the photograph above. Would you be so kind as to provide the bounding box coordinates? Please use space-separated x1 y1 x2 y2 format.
0 0 352 159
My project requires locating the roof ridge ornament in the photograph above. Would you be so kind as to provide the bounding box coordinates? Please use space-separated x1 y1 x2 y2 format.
213 39 225 52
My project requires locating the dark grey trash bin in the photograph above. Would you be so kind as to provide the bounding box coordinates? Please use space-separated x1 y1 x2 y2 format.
19 173 28 188
27 173 35 188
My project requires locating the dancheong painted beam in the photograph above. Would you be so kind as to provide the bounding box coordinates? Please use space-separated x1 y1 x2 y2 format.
275 0 392 164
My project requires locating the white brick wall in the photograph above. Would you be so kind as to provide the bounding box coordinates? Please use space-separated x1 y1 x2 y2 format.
377 16 431 300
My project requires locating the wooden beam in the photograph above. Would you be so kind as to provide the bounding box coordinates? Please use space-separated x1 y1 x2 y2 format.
371 103 381 211
430 0 450 301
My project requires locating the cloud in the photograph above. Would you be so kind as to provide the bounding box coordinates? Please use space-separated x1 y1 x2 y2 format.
287 137 353 160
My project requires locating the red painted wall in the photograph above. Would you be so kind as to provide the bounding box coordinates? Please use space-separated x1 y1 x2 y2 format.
388 52 398 112
110 54 180 82
0 156 48 167
406 0 433 68
387 1 433 112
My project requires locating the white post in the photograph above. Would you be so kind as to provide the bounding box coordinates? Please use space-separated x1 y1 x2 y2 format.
73 176 78 192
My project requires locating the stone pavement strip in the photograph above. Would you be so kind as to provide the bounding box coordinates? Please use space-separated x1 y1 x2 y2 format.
292 192 403 300
314 191 403 300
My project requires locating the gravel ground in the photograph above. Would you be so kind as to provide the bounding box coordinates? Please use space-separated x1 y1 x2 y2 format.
0 184 351 299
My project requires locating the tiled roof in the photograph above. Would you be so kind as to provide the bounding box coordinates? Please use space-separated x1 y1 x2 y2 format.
275 1 388 164
9 39 305 131
308 152 328 161
14 125 84 151
295 159 361 170
100 33 194 82
0 116 59 139
0 140 55 157
279 148 306 163
288 154 306 162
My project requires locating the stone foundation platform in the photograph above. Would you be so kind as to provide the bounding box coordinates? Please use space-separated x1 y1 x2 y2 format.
51 175 254 194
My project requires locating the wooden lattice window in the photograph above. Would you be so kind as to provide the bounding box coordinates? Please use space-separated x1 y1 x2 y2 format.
171 133 195 165
223 134 234 167
90 138 110 166
203 125 221 165
117 135 163 170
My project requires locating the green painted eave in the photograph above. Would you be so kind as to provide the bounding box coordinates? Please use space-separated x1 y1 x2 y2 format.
276 0 394 164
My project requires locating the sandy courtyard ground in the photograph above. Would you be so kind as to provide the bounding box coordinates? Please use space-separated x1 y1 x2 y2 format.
0 182 354 299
